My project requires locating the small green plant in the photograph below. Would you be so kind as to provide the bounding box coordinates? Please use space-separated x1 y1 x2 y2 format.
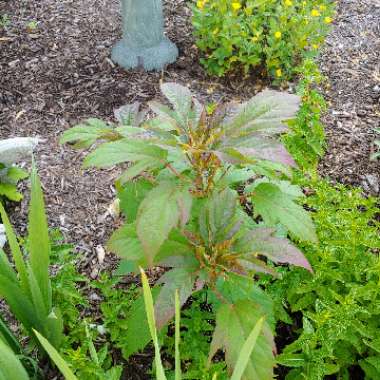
0 165 63 350
267 179 380 379
61 82 316 378
0 14 10 29
371 128 380 160
0 338 30 380
26 20 38 32
192 0 334 79
283 59 326 172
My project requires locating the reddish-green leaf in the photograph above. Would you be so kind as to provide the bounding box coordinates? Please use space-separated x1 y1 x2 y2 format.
209 300 275 380
154 268 198 329
235 227 312 271
136 181 181 265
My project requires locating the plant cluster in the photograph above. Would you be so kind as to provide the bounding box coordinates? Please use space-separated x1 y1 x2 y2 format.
192 0 335 79
61 82 316 378
267 179 380 379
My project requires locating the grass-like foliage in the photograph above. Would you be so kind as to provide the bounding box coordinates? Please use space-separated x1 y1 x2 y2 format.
192 0 335 79
61 83 316 378
0 165 63 350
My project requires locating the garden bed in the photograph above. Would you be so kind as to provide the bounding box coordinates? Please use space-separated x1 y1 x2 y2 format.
0 0 379 379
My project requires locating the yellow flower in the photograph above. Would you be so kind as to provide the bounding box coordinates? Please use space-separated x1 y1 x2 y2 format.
197 0 205 9
312 44 319 49
232 2 241 10
276 68 282 77
252 36 259 42
285 0 293 6
319 5 327 11
324 16 333 24
275 31 282 39
311 9 321 17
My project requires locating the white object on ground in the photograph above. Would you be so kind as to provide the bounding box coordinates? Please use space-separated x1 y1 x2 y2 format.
0 137 39 165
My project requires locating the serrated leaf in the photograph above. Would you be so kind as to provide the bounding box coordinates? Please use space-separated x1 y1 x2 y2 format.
234 227 312 271
114 102 146 126
117 159 161 186
136 181 181 265
107 224 145 262
118 179 154 222
160 83 193 130
223 89 300 135
251 182 317 242
60 118 114 148
154 268 198 329
209 300 275 380
84 139 167 168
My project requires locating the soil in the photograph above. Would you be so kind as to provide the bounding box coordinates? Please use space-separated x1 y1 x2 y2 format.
0 0 379 378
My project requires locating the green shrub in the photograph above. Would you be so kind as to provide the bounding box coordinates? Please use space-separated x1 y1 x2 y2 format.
268 179 380 379
192 0 335 79
61 83 316 379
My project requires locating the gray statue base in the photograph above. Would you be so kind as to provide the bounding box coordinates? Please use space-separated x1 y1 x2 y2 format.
111 38 178 71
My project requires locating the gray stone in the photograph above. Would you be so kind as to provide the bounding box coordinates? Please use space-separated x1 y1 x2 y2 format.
112 0 178 71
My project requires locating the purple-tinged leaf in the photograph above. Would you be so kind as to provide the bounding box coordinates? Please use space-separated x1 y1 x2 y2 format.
236 145 296 168
235 227 312 272
209 300 275 379
154 268 199 329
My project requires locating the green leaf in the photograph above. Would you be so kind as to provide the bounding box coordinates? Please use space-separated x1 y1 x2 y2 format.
209 300 275 380
34 330 78 380
117 179 154 222
154 268 197 329
6 166 28 182
28 166 52 313
117 159 162 186
107 224 145 262
0 314 23 355
251 182 317 242
0 203 30 298
60 118 114 148
0 339 29 380
141 269 167 380
84 139 167 168
160 83 193 130
136 181 182 265
231 317 265 380
199 188 238 245
0 183 23 201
